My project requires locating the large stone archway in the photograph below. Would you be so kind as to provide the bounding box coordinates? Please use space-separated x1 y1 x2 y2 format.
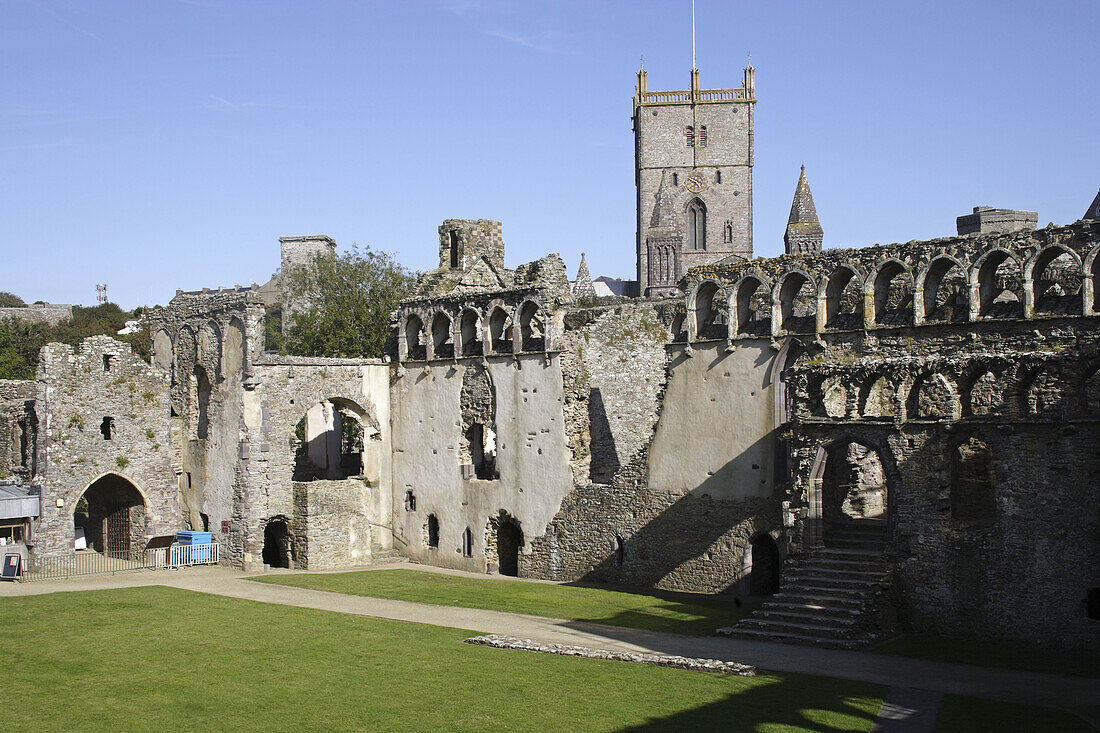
74 474 147 558
804 437 899 551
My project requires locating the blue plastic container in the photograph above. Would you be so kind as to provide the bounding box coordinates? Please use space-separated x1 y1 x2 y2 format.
175 531 213 561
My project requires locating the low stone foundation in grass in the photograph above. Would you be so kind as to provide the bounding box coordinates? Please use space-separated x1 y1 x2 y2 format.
464 634 756 676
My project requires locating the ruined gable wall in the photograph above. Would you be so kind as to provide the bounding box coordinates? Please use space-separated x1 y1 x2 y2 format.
240 358 390 570
391 353 572 573
33 336 178 554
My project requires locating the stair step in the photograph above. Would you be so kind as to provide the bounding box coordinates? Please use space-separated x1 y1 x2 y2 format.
718 627 874 649
773 593 865 609
764 600 863 616
735 618 860 637
752 609 858 627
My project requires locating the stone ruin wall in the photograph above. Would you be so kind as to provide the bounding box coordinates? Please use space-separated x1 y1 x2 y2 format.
241 357 390 571
784 320 1100 654
0 379 38 481
147 289 265 543
32 336 179 555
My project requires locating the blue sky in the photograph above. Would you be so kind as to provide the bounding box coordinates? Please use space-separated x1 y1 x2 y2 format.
2 0 1097 309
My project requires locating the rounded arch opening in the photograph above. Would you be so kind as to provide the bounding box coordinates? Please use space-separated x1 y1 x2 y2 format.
459 308 483 356
777 272 816 334
872 260 913 326
1030 246 1082 316
735 276 771 336
824 266 863 330
747 533 781 596
488 306 513 354
974 250 1023 318
922 256 969 323
293 398 377 481
692 281 724 340
404 314 426 361
73 473 147 558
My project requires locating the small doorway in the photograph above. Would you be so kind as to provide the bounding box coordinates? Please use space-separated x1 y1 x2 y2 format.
262 519 291 568
748 533 781 596
496 521 522 577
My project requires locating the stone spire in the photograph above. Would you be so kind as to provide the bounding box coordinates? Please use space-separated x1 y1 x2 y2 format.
784 166 823 255
573 253 596 300
1085 189 1100 221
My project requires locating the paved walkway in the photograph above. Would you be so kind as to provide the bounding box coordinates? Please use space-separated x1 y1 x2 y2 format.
4 565 1098 730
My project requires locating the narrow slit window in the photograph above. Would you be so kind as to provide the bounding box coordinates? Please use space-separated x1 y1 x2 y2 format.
100 416 114 440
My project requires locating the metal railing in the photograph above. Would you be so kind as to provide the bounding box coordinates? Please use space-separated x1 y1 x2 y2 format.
21 543 221 582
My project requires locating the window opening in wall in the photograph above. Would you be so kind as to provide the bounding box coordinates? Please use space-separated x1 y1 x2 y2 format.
17 417 29 467
185 472 192 490
0 520 27 545
293 399 373 481
699 125 708 147
685 125 694 147
431 313 454 359
193 365 211 440
723 220 733 244
404 490 416 512
103 354 112 371
100 416 114 440
518 302 545 351
427 514 440 548
687 199 706 250
614 536 625 567
460 309 483 356
716 169 722 184
462 527 473 557
449 230 460 269
200 513 209 532
672 173 678 187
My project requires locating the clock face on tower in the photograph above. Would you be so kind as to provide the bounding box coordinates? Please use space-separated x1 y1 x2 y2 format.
684 171 709 194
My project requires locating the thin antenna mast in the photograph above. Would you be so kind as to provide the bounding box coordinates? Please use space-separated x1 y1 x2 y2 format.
691 0 696 69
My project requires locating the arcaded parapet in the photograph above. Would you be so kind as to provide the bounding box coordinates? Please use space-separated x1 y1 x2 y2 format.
681 219 1100 337
0 380 38 481
33 336 179 555
239 358 390 571
783 322 1100 654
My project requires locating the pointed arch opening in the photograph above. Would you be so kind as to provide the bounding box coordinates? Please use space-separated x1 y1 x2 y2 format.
518 301 545 351
686 198 707 251
404 314 426 361
73 474 147 559
431 312 454 360
872 260 913 326
777 272 816 334
460 308 483 356
692 281 724 339
488 306 513 354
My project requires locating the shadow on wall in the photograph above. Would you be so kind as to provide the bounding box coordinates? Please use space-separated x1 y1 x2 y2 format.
540 433 782 596
588 387 620 483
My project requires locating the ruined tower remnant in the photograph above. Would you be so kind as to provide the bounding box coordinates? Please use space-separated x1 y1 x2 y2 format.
634 63 756 296
280 235 336 271
784 166 823 255
956 206 1038 236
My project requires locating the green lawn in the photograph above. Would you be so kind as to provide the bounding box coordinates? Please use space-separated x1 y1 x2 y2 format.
876 634 1099 679
252 568 751 635
1 586 884 732
933 695 1092 733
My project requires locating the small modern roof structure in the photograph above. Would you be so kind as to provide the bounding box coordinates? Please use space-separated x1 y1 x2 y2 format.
0 481 40 520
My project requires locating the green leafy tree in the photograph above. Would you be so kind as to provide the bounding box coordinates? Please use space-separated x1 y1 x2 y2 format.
0 292 25 307
281 246 415 358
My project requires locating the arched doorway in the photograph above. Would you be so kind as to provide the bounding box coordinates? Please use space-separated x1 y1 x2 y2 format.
262 519 292 568
810 439 892 551
74 474 147 558
496 521 522 577
748 533 781 596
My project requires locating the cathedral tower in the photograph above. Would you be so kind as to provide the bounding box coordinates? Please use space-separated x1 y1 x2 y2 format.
633 64 755 297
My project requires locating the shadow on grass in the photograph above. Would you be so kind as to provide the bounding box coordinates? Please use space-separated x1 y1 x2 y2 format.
615 672 882 732
873 634 1100 679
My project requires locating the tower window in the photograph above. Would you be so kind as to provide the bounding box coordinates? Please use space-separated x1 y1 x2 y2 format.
716 169 722 184
685 126 695 147
103 355 112 371
699 125 708 147
448 230 460 269
672 173 679 187
100 416 114 440
724 220 734 244
462 527 473 557
687 199 707 251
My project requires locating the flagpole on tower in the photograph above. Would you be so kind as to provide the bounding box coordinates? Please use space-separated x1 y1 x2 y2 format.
691 0 696 70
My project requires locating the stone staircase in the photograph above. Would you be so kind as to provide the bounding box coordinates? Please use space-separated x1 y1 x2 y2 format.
719 521 893 649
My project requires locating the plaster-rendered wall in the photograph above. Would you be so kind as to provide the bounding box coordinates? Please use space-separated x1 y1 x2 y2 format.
392 353 572 573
